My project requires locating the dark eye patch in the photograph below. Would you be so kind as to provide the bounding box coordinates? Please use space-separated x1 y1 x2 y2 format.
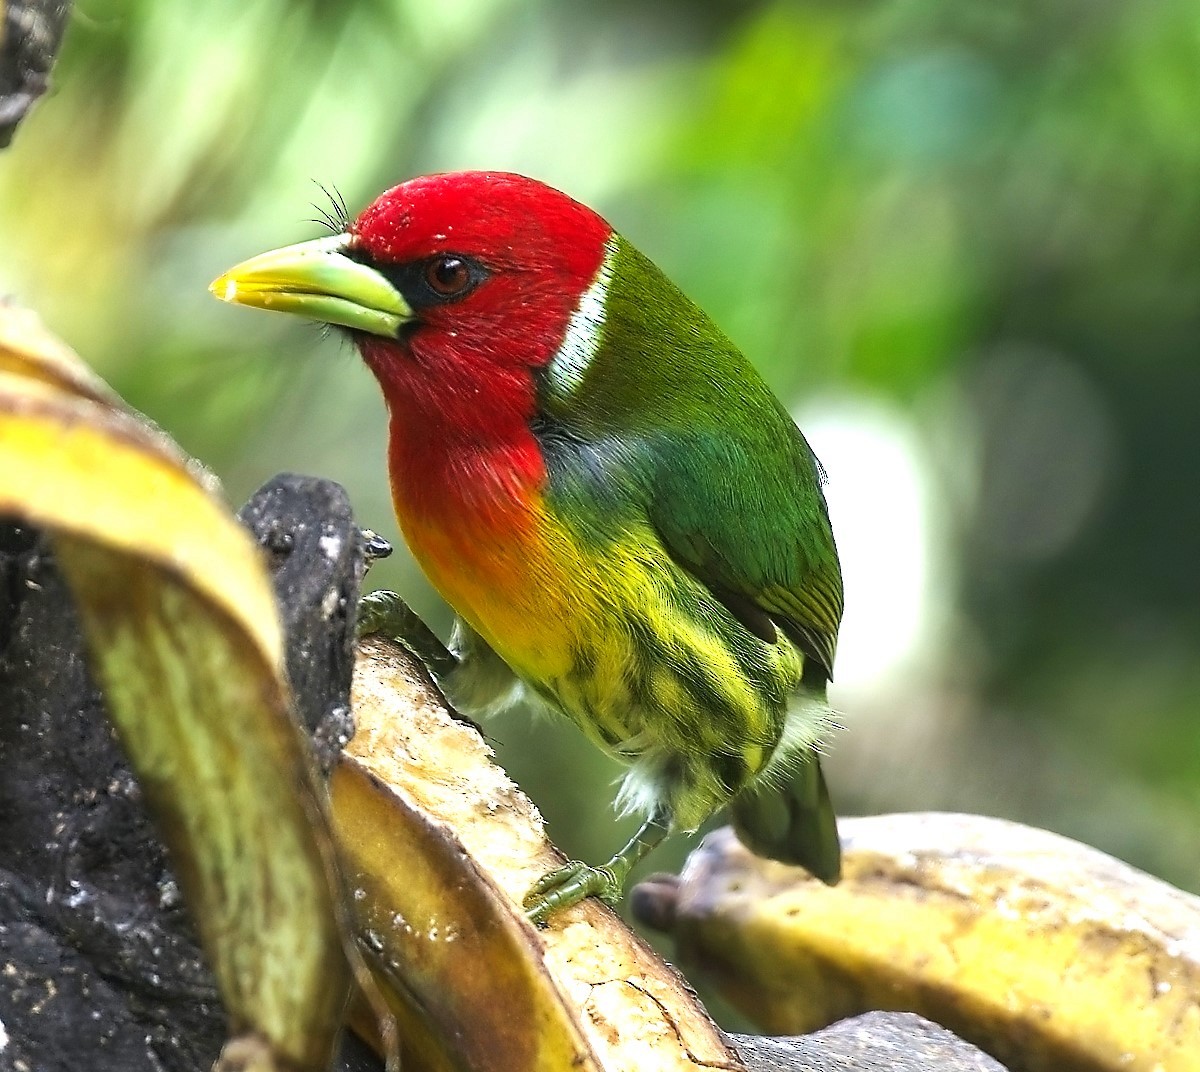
349 248 489 310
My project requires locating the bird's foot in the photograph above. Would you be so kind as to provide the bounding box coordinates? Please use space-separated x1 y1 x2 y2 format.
356 590 459 678
523 861 624 926
356 588 408 638
523 813 671 926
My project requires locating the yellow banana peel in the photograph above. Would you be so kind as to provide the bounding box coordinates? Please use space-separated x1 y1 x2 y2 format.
637 814 1200 1072
0 305 392 1072
337 637 743 1072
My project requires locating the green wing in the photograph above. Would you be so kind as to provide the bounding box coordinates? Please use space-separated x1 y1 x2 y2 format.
647 415 843 883
540 233 843 678
647 417 843 883
647 418 843 680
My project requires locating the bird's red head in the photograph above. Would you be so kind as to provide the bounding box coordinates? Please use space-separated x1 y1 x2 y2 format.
211 171 614 512
346 172 611 426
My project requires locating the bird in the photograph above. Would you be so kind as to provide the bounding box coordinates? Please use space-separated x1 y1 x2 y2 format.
211 171 844 924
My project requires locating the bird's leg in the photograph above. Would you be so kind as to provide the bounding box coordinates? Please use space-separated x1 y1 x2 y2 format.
357 589 460 679
524 812 671 926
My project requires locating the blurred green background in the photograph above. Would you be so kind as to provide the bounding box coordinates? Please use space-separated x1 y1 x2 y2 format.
3 0 1197 905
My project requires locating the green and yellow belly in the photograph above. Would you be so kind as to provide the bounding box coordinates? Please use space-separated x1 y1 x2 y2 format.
398 490 808 830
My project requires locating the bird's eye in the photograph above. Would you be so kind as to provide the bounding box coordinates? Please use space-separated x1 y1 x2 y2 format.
425 256 471 296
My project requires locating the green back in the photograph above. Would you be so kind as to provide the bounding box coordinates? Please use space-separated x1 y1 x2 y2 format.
540 235 843 680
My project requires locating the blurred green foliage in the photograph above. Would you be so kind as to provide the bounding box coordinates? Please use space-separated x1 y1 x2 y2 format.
3 0 1197 897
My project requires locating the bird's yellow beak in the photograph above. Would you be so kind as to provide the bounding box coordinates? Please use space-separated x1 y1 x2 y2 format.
209 234 412 338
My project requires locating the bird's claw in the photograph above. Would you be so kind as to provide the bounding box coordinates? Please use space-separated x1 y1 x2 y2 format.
356 589 461 680
356 588 424 640
356 588 398 639
523 861 622 926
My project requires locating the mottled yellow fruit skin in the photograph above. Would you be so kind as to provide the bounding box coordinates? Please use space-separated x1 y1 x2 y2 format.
339 636 742 1072
0 307 354 1071
666 815 1200 1072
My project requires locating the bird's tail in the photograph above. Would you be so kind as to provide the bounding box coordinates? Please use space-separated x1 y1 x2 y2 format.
729 752 841 884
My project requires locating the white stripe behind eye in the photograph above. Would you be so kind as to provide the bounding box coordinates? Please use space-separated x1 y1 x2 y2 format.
546 235 617 400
